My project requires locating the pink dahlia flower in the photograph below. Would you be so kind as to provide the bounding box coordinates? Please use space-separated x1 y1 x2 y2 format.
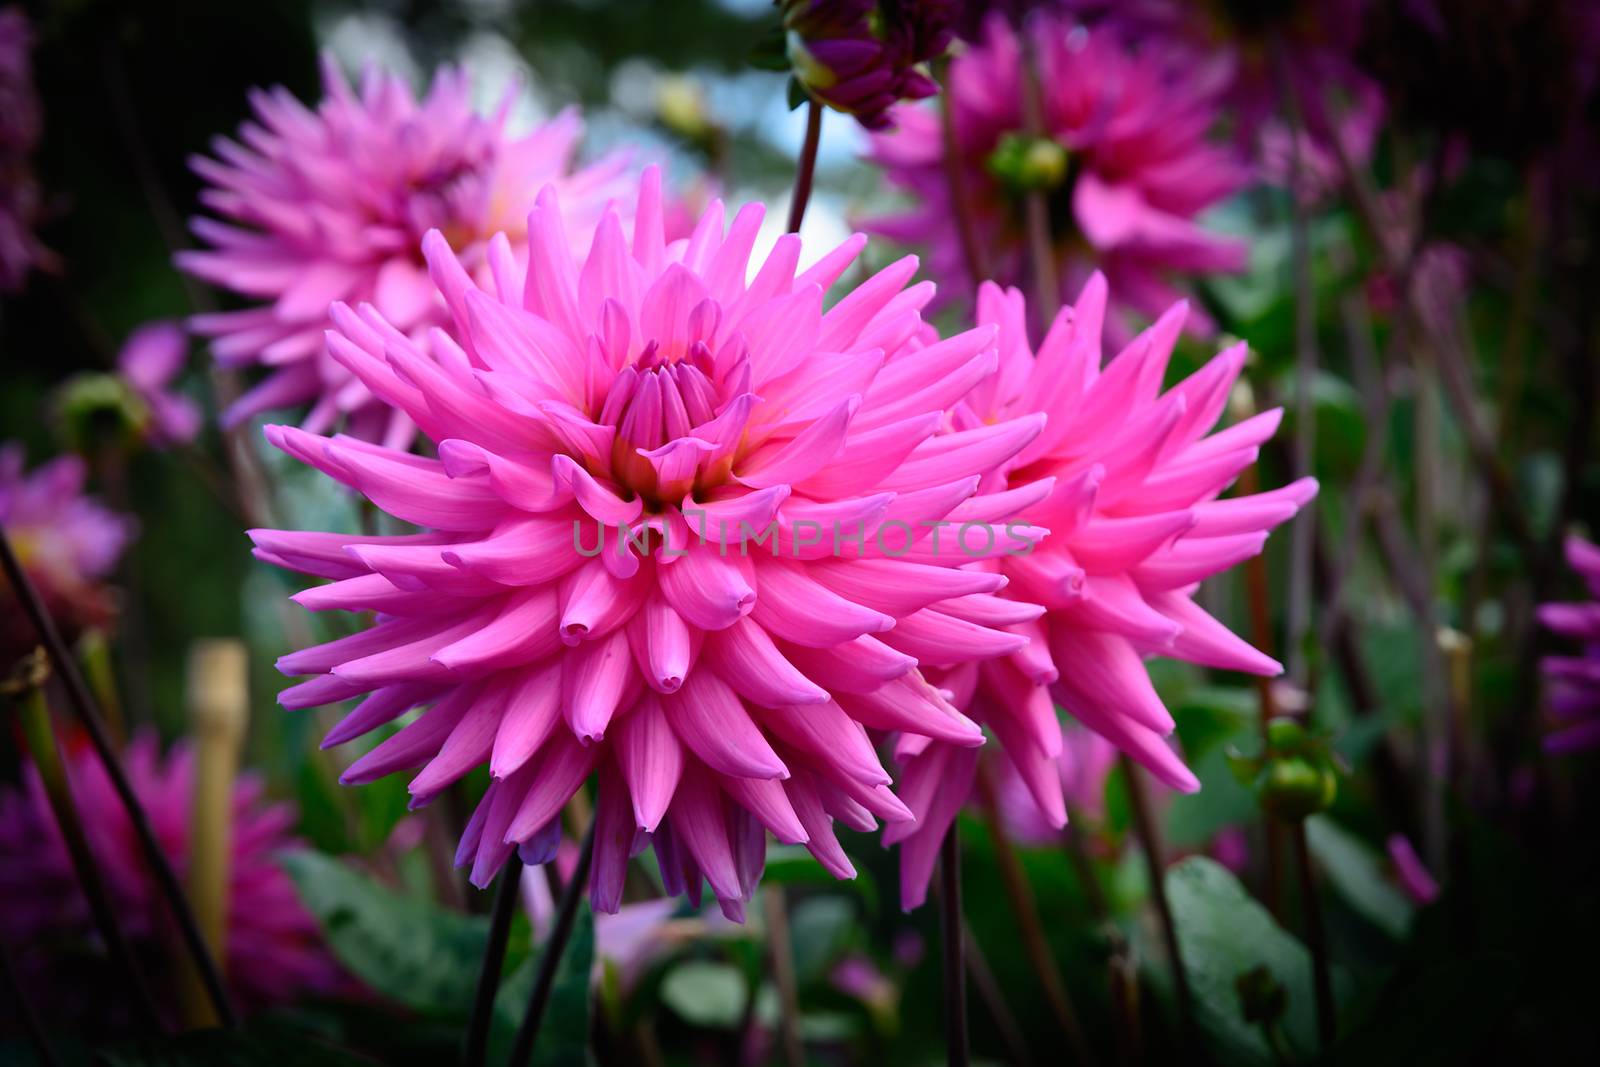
179 57 633 443
255 168 1048 921
117 321 202 447
994 723 1117 845
863 13 1248 340
1537 536 1600 752
0 732 342 1027
887 276 1316 907
1 443 134 665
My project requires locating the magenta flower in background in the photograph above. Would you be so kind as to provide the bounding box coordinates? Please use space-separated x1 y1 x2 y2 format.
0 732 342 1026
886 276 1316 907
863 13 1247 341
0 5 51 292
117 321 202 448
780 0 955 130
0 443 134 664
179 57 633 444
256 167 1048 920
994 723 1116 845
1385 833 1440 905
1537 536 1600 753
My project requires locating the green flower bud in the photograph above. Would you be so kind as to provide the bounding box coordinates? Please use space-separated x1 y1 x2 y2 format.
57 373 149 454
986 133 1070 193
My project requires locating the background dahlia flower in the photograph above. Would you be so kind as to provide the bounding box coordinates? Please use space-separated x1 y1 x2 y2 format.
116 321 202 448
862 13 1248 341
179 57 633 444
779 0 955 130
257 167 1048 920
0 443 133 665
887 276 1316 907
1537 536 1600 752
0 732 342 1027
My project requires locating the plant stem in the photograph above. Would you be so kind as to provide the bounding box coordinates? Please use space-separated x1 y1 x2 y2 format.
1017 27 1059 328
508 823 597 1067
0 527 239 1028
1062 813 1141 1067
787 100 824 235
938 826 971 1067
1120 757 1192 1036
1 933 61 1067
463 858 524 1067
962 919 1036 1067
975 765 1097 1064
762 888 805 1067
936 54 987 293
15 682 163 1032
1289 820 1336 1047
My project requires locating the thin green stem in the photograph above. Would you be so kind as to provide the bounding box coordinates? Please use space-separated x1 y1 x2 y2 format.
508 824 597 1067
463 858 523 1067
939 827 971 1067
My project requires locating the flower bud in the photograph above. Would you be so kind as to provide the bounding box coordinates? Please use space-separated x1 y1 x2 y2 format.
986 133 1070 192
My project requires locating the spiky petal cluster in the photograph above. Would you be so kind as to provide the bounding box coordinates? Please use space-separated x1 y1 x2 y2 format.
256 169 1049 920
179 58 632 442
0 5 49 292
1537 536 1600 752
781 0 955 130
0 733 342 1026
0 444 134 664
994 724 1116 845
863 13 1247 340
888 276 1316 907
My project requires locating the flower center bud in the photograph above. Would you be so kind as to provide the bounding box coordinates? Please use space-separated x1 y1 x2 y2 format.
602 345 722 506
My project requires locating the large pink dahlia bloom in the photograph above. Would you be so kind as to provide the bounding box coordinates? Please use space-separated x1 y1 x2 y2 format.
1537 536 1600 753
1 444 134 665
255 168 1049 920
179 58 632 443
887 276 1316 907
0 732 342 1026
862 13 1248 340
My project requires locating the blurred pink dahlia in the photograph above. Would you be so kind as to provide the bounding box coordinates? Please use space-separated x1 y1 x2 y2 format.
863 13 1248 340
255 168 1048 920
0 732 341 1027
887 276 1316 907
1 443 134 665
116 321 202 448
179 57 632 443
1537 536 1600 753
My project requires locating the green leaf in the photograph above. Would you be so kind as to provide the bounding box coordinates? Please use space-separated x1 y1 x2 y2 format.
787 895 857 985
1305 816 1415 939
660 960 750 1029
98 1021 376 1066
280 850 492 1018
1164 857 1350 1065
787 75 809 111
491 906 596 1067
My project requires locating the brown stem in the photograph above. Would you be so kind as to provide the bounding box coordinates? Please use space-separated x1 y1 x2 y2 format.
1017 29 1059 327
936 55 987 293
1 529 239 1027
786 101 824 235
975 765 1098 1064
14 682 163 1032
1120 757 1193 1036
761 888 805 1067
938 827 971 1067
961 920 1037 1067
1062 812 1141 1067
1289 820 1336 1047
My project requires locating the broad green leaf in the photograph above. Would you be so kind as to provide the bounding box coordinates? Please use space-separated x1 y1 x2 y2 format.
1164 857 1350 1065
660 960 750 1028
280 850 491 1018
1305 816 1415 939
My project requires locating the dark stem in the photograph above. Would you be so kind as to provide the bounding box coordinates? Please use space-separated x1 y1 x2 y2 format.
961 919 1036 1067
976 766 1097 1064
938 827 971 1067
761 888 805 1067
1062 812 1141 1067
1289 820 1336 1047
14 685 163 1034
0 528 239 1028
936 55 987 293
1017 27 1060 328
508 823 597 1067
1 933 61 1067
462 858 524 1067
786 100 824 235
1235 454 1285 918
1120 757 1193 1035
